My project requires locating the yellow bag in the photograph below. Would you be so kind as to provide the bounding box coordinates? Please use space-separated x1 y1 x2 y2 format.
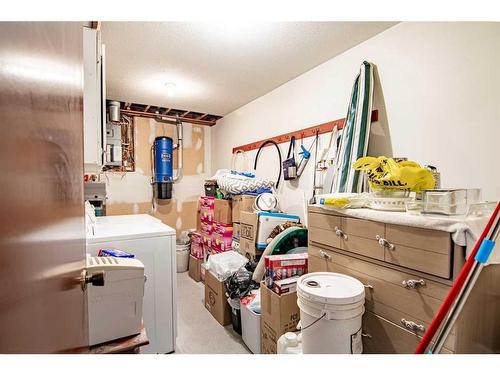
353 156 435 192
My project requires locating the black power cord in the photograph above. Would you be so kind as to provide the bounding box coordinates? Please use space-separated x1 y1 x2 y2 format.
254 139 283 189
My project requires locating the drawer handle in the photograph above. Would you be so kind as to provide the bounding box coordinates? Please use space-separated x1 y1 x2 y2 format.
402 279 426 289
334 226 348 240
401 318 425 333
361 332 372 339
319 250 332 260
376 235 394 250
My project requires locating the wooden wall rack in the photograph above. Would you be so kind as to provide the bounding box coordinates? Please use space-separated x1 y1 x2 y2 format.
232 110 378 154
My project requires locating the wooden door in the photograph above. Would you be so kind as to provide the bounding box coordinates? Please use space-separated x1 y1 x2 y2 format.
0 22 88 353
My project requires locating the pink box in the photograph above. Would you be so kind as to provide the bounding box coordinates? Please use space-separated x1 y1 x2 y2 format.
212 233 232 252
213 222 233 238
189 232 205 260
199 196 215 210
200 208 214 224
201 221 213 236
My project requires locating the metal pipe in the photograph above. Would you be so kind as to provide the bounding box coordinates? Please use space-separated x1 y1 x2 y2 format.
120 108 217 126
173 117 183 182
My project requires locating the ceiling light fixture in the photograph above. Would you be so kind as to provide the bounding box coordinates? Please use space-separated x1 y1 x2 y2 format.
165 82 177 97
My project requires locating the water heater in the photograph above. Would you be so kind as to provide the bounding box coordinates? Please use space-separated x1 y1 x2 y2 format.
152 136 173 199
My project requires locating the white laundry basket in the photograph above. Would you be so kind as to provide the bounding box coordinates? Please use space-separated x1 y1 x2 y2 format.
297 272 365 354
176 241 190 273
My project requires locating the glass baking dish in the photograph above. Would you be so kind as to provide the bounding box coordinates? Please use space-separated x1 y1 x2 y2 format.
421 188 481 216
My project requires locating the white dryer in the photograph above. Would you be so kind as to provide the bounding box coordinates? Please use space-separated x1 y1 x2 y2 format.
86 214 177 354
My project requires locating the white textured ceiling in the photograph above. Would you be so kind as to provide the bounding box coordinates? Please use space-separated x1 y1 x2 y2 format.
101 22 396 116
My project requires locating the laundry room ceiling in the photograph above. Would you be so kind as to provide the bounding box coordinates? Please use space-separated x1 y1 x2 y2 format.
101 22 396 117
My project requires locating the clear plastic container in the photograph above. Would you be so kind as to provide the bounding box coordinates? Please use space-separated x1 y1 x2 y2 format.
421 189 481 216
405 200 423 215
467 201 497 217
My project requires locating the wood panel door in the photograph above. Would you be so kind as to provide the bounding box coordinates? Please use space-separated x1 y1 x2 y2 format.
0 22 88 353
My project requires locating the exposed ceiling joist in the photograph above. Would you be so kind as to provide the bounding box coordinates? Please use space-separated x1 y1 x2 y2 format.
108 99 222 126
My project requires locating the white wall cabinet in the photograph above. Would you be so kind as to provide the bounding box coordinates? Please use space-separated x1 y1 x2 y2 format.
83 27 106 172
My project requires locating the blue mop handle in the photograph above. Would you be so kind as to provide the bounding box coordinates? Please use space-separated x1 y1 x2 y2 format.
474 239 496 264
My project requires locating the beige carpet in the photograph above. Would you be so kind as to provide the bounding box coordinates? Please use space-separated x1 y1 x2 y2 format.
174 271 251 354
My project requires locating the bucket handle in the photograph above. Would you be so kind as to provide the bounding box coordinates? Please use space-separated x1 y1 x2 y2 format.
297 313 327 332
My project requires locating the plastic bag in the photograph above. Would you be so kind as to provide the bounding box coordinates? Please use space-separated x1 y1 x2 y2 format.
317 193 370 209
224 268 255 299
205 251 248 280
353 156 435 192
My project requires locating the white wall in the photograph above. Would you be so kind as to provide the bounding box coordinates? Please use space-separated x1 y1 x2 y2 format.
212 22 500 220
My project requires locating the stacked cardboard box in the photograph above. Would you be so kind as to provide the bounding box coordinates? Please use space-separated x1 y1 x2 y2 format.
260 281 301 354
212 199 233 254
205 270 232 326
231 195 256 255
264 253 308 294
239 211 263 261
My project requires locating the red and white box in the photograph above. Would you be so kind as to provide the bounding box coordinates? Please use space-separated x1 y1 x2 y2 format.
199 196 215 210
189 232 205 260
199 196 215 224
272 276 299 296
264 253 308 288
200 221 213 236
213 222 233 238
211 233 232 253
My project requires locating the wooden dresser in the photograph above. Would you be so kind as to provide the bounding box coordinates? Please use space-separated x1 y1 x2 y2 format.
308 206 500 354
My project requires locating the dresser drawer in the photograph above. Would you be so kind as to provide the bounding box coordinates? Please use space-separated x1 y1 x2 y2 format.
342 217 385 239
309 226 342 249
308 212 341 231
384 243 451 278
362 311 453 354
342 235 384 261
312 246 450 301
327 261 457 348
308 252 328 272
386 224 452 254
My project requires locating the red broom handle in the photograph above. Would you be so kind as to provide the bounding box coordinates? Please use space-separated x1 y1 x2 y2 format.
415 202 500 354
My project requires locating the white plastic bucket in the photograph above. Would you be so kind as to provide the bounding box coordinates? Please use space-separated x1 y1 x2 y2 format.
176 241 190 273
297 272 365 354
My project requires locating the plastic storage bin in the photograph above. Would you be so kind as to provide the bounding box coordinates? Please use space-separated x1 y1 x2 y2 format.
241 302 261 353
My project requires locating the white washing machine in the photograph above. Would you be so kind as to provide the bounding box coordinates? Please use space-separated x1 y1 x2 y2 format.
86 214 177 354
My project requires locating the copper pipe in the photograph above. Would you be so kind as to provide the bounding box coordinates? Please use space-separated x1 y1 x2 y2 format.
120 108 218 126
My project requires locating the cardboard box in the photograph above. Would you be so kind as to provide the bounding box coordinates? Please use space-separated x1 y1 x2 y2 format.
204 270 232 326
232 195 256 223
265 253 308 288
272 276 299 295
212 233 232 252
232 222 241 241
196 208 202 232
214 199 232 224
189 232 205 260
239 211 262 260
188 255 202 282
260 281 300 354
